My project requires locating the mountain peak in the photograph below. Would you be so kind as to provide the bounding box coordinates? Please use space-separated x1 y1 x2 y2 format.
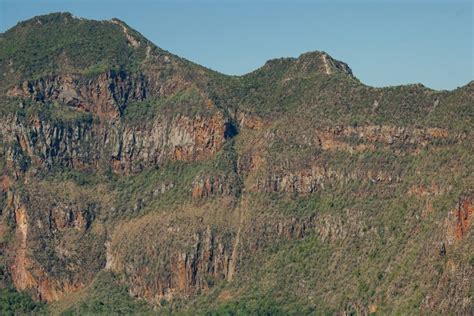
0 12 472 316
254 50 355 83
13 12 81 28
297 51 353 76
0 12 155 84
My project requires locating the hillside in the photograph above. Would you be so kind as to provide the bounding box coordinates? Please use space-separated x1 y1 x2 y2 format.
0 13 472 315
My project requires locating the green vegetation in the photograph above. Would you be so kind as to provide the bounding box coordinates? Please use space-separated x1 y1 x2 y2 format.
0 12 472 316
0 97 93 125
0 288 45 315
81 64 114 78
123 86 213 124
55 272 154 315
0 12 149 83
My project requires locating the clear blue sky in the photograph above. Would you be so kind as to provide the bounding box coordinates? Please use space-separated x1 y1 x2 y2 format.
0 0 472 90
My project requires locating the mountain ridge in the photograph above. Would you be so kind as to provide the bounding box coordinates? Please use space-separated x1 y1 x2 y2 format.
0 12 472 315
2 12 470 92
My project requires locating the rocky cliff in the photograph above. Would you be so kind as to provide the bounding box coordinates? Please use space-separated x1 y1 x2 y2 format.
0 12 472 315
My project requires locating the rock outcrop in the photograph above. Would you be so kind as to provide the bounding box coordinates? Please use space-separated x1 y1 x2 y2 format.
0 110 230 174
4 182 106 302
446 194 473 244
0 12 472 315
7 72 148 118
106 222 237 305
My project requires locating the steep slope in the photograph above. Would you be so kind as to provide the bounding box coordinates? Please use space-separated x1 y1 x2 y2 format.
0 13 472 315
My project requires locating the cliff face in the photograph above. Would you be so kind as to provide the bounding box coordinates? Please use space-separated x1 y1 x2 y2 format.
0 108 229 175
5 181 105 302
106 222 237 305
0 13 472 315
0 63 235 303
7 73 147 118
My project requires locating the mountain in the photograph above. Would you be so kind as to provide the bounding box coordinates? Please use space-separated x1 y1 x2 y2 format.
0 12 472 315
